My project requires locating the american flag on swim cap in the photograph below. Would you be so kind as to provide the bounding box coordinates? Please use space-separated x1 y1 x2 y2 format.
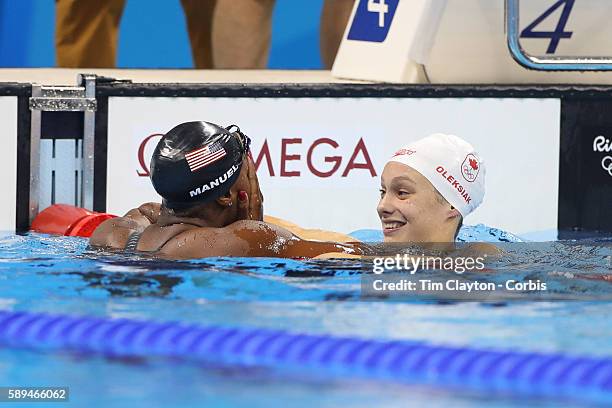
184 141 227 172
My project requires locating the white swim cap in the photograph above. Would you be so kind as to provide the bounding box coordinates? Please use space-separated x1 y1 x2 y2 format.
388 133 485 217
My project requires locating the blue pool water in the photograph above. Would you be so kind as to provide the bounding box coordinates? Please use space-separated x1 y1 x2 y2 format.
0 229 611 407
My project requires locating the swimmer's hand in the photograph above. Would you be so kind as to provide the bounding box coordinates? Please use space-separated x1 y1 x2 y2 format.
237 156 263 221
137 202 161 223
124 202 161 228
313 252 363 259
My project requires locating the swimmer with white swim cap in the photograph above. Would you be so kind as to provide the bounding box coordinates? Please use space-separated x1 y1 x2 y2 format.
297 133 497 259
378 133 486 243
90 121 364 259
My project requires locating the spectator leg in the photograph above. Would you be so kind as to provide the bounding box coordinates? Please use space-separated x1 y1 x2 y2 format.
211 0 275 69
180 0 217 69
55 0 126 68
320 0 354 69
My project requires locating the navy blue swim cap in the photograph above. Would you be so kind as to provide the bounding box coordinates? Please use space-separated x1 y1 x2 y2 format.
150 121 250 210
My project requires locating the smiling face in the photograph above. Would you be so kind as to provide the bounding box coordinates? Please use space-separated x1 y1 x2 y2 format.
377 162 460 243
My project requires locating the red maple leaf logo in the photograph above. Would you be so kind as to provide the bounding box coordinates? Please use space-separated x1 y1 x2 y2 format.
469 158 479 170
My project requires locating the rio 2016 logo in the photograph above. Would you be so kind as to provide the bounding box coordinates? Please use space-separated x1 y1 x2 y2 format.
347 0 400 43
593 135 612 177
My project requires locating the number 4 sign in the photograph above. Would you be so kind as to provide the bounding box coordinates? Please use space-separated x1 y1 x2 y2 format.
347 0 399 42
369 0 389 28
520 0 575 54
334 0 447 82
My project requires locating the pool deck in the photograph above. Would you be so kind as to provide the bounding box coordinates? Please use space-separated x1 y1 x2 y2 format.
0 68 370 86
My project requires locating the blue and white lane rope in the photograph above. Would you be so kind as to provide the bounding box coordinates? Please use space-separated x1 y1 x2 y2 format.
0 311 611 403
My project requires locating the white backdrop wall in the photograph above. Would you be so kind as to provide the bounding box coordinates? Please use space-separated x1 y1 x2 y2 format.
107 97 560 235
0 96 17 232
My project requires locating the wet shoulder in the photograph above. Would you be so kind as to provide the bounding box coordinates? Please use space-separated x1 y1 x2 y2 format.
138 223 199 252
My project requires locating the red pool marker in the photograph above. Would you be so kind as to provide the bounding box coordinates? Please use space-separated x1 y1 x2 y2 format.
30 204 117 238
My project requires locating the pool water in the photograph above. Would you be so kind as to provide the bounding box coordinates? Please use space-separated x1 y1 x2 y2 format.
0 231 610 407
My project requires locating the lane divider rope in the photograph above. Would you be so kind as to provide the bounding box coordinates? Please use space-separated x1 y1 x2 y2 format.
1 311 610 403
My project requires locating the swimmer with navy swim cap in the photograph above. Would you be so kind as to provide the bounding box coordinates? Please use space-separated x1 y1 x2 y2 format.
150 121 251 211
90 121 364 259
378 133 486 243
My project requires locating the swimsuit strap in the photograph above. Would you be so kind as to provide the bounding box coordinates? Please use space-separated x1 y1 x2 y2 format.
124 231 143 252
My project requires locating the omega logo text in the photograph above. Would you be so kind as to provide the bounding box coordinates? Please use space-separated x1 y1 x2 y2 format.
137 135 377 178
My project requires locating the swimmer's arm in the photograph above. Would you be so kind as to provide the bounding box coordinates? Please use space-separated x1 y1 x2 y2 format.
90 216 140 249
264 215 358 243
158 220 364 259
315 243 504 261
89 202 161 249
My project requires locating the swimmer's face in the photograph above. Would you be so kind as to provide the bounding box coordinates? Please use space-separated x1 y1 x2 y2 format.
377 162 456 243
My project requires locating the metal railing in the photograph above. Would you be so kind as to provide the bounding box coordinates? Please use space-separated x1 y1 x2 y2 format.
28 75 97 224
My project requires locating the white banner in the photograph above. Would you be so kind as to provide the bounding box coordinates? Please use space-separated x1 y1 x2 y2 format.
0 97 17 232
107 97 560 235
